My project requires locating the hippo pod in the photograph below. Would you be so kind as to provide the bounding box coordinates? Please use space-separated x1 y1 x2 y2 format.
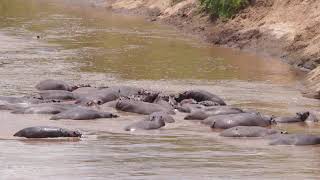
14 126 81 138
75 86 142 105
11 103 77 114
125 117 166 132
202 112 274 129
36 79 76 91
269 134 320 146
220 126 284 137
274 112 310 123
38 90 76 100
116 99 174 115
50 107 118 120
175 90 226 106
184 107 244 120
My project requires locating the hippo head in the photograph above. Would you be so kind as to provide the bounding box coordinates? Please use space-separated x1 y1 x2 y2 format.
150 115 166 127
296 111 310 121
63 130 82 138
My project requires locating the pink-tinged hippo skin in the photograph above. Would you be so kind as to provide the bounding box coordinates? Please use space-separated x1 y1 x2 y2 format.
14 126 81 138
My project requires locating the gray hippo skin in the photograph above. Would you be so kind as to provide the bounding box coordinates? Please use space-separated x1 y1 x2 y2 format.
203 112 273 129
11 104 76 114
124 117 166 131
0 96 43 110
50 107 118 120
35 79 75 91
274 112 309 123
220 126 283 137
14 126 81 138
184 107 244 120
76 86 141 105
38 90 76 100
175 90 226 106
269 134 320 145
176 103 205 113
116 99 174 115
0 96 43 105
147 111 175 123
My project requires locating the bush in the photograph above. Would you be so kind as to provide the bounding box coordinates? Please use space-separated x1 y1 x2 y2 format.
199 0 249 18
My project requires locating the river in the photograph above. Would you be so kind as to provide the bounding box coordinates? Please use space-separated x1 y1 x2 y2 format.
1 0 320 179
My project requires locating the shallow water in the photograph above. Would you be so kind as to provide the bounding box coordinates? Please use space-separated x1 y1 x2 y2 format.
1 0 320 179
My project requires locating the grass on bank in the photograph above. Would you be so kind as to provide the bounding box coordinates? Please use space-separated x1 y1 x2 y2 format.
199 0 249 18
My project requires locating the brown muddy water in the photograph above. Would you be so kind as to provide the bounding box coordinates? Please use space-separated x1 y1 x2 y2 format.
1 0 320 179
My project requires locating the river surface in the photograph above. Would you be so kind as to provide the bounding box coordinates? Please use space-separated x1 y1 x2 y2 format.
1 0 320 179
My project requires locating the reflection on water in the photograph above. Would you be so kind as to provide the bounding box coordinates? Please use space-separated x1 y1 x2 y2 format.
1 0 320 179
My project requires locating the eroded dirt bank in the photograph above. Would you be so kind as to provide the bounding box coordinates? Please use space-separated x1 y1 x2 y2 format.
96 0 320 97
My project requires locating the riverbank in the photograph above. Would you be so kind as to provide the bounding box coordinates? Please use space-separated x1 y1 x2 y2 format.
99 0 320 97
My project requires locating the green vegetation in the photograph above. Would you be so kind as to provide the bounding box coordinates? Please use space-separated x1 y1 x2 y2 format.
199 0 249 18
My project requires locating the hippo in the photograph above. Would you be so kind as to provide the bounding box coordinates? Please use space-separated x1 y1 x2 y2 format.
198 100 219 106
220 126 284 137
0 96 42 105
14 126 81 138
116 99 174 115
176 103 205 113
175 90 226 106
75 86 142 105
35 79 76 91
50 107 118 120
202 112 274 129
11 103 77 114
184 107 244 120
38 90 76 100
124 117 166 131
180 99 197 105
147 111 175 123
72 87 106 98
274 112 310 123
153 99 174 111
133 89 159 103
305 112 319 122
269 134 320 146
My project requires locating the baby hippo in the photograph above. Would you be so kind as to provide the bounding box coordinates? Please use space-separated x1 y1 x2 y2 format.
14 126 81 138
50 107 118 120
220 126 285 138
274 112 310 123
124 114 167 131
